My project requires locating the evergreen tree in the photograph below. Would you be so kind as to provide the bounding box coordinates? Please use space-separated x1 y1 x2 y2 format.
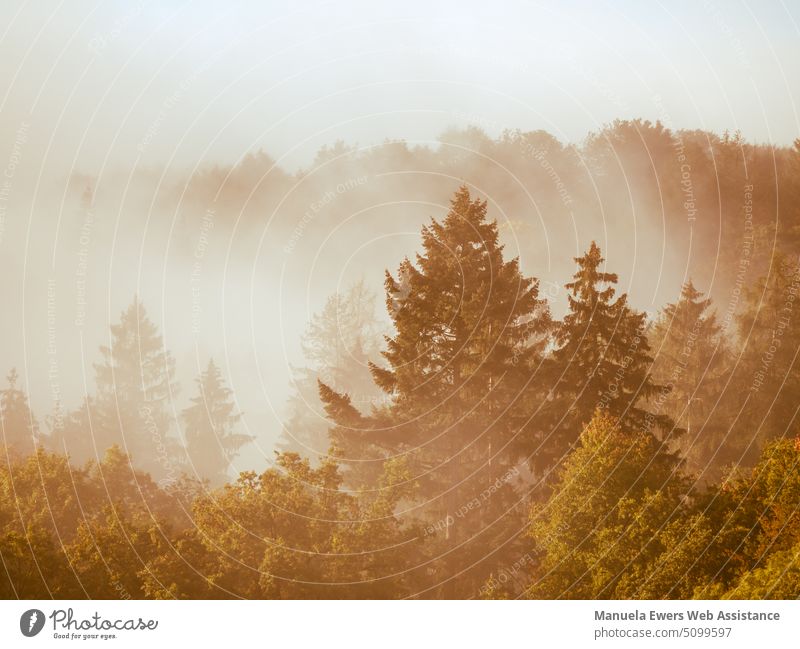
0 368 40 458
93 297 178 476
648 281 729 474
182 359 252 486
278 280 384 465
543 242 674 468
321 186 552 596
48 398 95 465
725 254 800 465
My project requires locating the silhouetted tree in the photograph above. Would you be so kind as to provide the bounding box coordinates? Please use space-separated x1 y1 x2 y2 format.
278 280 384 466
182 359 252 486
543 242 675 467
322 186 552 596
0 368 40 458
649 281 729 473
725 254 800 464
93 297 177 477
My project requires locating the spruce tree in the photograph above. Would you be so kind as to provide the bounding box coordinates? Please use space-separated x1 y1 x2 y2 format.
321 186 552 596
543 242 674 467
0 368 40 458
93 297 177 476
726 254 800 465
649 281 729 473
48 398 95 464
182 359 252 486
278 281 384 465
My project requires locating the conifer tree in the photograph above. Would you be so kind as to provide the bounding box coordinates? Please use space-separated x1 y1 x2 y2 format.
48 398 96 465
321 186 552 596
93 297 177 476
543 242 674 467
726 254 800 464
182 359 252 486
648 281 729 472
278 281 384 464
0 368 40 458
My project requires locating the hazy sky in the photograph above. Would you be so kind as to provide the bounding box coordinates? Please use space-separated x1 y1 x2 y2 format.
1 0 798 472
1 0 798 178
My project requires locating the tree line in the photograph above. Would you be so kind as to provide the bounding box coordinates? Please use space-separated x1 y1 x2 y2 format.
2 186 799 598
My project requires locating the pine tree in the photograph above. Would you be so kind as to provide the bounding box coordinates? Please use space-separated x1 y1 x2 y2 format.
648 281 729 473
321 186 552 596
93 297 177 477
543 242 674 467
0 368 40 458
726 254 800 465
48 398 94 464
182 359 252 486
278 280 385 472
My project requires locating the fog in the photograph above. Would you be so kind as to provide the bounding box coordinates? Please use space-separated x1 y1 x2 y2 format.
1 0 799 476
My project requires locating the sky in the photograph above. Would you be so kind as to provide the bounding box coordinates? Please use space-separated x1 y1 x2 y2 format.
0 0 798 472
0 0 798 178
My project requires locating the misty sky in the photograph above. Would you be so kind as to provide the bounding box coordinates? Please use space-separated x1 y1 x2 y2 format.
1 0 798 177
1 0 798 474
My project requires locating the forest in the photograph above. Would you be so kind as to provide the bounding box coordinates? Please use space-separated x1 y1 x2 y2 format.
2 121 800 599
